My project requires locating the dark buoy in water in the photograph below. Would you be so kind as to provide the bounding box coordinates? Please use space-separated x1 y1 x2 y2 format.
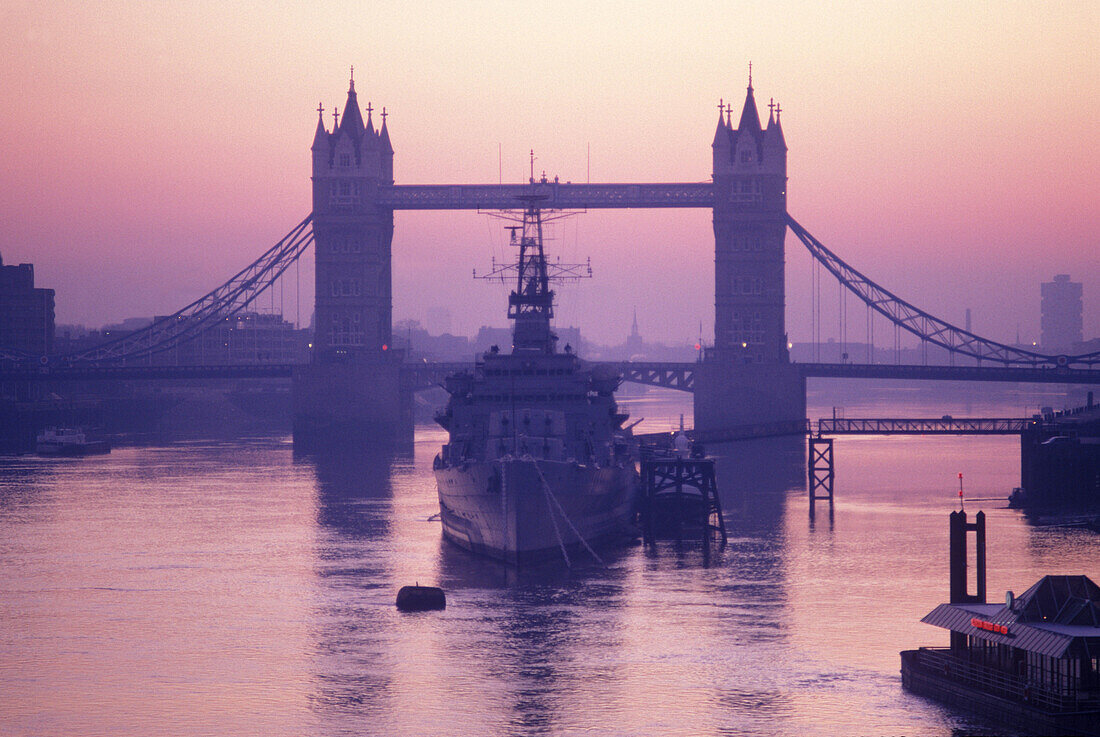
396 583 446 612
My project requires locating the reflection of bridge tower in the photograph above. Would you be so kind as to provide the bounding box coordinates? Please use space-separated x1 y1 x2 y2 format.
695 76 805 431
293 73 409 442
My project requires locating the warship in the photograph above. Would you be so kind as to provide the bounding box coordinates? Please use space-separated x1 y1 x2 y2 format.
433 204 639 565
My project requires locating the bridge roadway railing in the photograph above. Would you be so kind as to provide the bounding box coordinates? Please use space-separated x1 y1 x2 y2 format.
814 418 1033 435
638 417 1033 445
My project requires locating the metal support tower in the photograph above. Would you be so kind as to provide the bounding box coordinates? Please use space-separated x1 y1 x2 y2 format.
808 436 835 509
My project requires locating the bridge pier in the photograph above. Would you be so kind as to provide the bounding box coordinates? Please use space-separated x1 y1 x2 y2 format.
292 358 412 446
693 358 806 433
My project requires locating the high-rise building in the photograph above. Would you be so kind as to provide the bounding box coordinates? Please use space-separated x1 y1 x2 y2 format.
1040 274 1082 354
711 73 788 363
0 253 54 357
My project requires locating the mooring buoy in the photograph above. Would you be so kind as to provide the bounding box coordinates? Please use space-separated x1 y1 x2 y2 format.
396 583 446 612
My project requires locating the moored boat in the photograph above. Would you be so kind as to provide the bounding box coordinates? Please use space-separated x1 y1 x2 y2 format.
36 427 111 456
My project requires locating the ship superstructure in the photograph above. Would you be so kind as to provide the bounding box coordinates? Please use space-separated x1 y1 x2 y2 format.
433 204 638 564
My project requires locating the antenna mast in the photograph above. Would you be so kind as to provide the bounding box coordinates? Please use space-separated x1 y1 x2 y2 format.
475 202 592 353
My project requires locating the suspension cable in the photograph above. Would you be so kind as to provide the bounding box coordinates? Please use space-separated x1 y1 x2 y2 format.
60 214 314 364
786 215 1100 368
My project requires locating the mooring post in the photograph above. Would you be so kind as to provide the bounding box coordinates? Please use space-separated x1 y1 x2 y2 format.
949 509 986 604
642 461 655 546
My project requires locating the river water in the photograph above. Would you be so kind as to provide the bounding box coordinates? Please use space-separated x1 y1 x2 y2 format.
2 384 1098 736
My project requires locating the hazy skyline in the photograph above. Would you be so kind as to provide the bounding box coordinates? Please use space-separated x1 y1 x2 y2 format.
2 1 1098 346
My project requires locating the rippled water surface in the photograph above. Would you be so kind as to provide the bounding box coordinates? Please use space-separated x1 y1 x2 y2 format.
2 387 1097 736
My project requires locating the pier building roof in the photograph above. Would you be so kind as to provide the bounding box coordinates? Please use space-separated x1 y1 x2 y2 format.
921 575 1100 659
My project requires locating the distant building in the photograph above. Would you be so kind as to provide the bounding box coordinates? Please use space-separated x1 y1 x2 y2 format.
394 318 473 361
0 253 55 357
425 307 452 336
153 312 307 365
556 326 583 354
473 326 512 356
1041 274 1083 354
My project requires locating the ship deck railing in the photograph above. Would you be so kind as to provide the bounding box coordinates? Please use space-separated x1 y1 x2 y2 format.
912 647 1100 713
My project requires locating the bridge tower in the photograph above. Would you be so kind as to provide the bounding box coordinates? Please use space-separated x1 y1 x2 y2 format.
694 74 806 431
293 72 410 442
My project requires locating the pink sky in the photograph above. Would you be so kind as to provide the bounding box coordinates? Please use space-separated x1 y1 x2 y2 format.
2 1 1097 345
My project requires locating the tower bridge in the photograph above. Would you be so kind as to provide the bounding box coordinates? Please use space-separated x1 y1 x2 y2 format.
6 71 1100 441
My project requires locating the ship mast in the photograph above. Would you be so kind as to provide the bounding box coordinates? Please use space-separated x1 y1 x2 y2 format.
475 195 592 355
509 206 555 353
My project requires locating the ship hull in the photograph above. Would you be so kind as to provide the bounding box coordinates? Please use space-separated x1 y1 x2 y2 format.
435 458 637 565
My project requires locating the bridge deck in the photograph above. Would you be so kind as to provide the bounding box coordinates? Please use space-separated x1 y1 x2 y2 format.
4 359 1099 389
376 182 715 210
0 364 297 381
799 362 1100 384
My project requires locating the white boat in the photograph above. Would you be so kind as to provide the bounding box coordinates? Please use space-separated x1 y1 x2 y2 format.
36 427 111 456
